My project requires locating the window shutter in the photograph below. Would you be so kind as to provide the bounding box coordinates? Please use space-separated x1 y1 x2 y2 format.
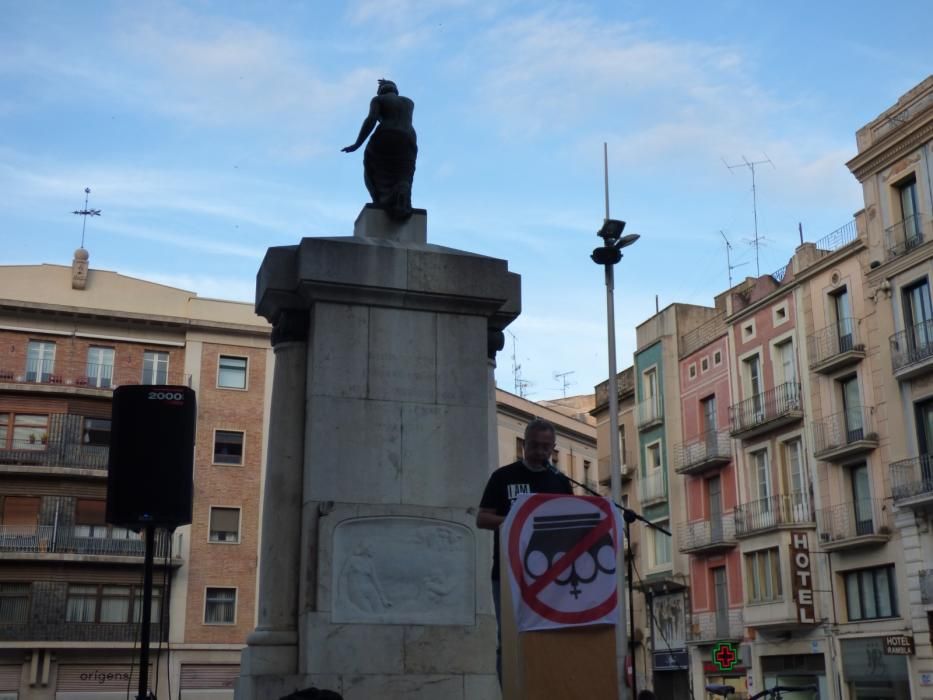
211 508 239 532
2 496 40 525
76 499 107 525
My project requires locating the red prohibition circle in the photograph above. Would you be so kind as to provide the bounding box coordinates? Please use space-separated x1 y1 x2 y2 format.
507 493 619 624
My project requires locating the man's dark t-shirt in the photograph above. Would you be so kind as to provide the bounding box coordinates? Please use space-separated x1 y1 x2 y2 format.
479 460 573 580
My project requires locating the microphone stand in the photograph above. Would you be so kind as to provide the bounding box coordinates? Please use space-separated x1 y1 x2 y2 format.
548 465 671 699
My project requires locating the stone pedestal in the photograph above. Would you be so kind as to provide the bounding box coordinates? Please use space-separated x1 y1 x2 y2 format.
237 208 520 700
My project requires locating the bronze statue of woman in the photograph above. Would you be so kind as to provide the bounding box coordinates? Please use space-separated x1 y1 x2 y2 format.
342 80 417 221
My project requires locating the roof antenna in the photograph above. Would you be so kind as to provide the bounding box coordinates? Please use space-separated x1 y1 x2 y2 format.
552 370 575 398
720 230 748 289
72 187 101 249
723 155 774 276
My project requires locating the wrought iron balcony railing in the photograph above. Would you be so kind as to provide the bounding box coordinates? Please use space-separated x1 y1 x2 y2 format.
688 609 744 643
734 492 813 536
0 620 164 643
673 430 731 474
812 406 878 460
891 319 933 374
816 499 890 549
0 525 171 558
678 513 736 553
890 455 933 504
807 318 864 371
0 414 109 470
729 382 802 436
638 470 667 505
885 213 924 260
636 395 664 429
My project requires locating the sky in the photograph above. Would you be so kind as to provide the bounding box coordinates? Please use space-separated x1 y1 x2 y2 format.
1 1 931 401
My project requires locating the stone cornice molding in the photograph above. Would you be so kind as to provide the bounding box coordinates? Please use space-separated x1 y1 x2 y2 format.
847 114 933 182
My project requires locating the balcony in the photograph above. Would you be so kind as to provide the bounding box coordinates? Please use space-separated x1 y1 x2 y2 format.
734 493 814 537
0 525 174 560
598 450 634 487
638 470 668 506
674 430 732 475
743 596 815 630
688 609 744 644
0 414 109 472
678 513 737 554
0 620 165 643
816 499 891 551
807 319 865 374
812 407 878 463
636 395 664 431
885 213 924 261
891 319 933 379
729 382 803 439
890 455 933 509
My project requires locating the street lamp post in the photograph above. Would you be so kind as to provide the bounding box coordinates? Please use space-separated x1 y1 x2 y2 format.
592 217 639 700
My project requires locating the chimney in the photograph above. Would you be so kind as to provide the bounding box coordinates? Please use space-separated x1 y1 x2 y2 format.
72 248 89 290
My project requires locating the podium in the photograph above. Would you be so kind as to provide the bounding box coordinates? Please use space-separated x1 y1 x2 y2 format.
499 495 621 700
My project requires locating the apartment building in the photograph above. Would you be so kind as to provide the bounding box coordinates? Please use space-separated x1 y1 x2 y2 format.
591 367 646 691
0 256 271 700
846 74 933 699
632 303 721 697
675 305 746 695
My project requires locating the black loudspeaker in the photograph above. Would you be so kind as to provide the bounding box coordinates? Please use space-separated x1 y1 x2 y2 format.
107 385 196 529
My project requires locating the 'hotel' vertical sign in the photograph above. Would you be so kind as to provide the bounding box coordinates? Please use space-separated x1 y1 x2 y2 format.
790 531 815 624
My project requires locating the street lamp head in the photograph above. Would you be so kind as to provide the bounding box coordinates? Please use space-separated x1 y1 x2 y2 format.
597 218 626 242
617 233 640 249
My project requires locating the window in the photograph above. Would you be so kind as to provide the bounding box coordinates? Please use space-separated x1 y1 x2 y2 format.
701 396 717 435
850 463 874 535
65 584 98 622
66 584 160 623
0 582 29 623
74 499 107 538
845 565 897 621
742 322 755 340
647 443 661 471
25 341 55 382
214 430 244 465
515 437 524 461
552 448 560 468
744 354 763 416
752 449 771 503
701 357 709 372
218 356 247 389
775 305 788 323
650 520 671 568
832 287 853 352
86 347 114 388
839 375 863 442
1 496 40 532
746 548 782 603
205 587 236 624
688 364 697 379
3 414 49 450
83 418 111 446
209 507 241 543
776 339 797 386
903 278 933 352
897 177 920 245
142 351 169 384
915 397 933 458
583 459 591 472
713 350 722 366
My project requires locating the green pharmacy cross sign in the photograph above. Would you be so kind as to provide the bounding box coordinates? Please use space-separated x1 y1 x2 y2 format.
712 642 739 672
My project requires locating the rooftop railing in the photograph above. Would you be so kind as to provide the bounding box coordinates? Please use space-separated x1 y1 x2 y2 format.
735 492 813 536
814 220 858 252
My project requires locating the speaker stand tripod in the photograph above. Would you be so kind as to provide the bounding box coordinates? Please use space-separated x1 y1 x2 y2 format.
137 523 157 700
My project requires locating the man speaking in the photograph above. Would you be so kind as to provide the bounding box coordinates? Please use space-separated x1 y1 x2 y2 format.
476 418 574 683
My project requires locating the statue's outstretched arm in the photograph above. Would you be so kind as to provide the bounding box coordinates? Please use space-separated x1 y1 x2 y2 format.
342 98 380 153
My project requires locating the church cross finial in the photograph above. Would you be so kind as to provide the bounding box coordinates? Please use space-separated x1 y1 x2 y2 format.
72 187 101 248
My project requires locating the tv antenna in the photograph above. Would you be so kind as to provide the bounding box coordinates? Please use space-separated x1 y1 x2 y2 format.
71 187 101 248
723 155 774 276
552 370 575 398
508 331 532 398
720 231 748 288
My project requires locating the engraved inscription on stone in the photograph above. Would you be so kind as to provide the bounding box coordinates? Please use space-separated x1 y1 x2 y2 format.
332 516 474 625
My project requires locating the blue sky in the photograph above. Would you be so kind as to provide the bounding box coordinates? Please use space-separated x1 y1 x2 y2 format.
2 1 931 400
